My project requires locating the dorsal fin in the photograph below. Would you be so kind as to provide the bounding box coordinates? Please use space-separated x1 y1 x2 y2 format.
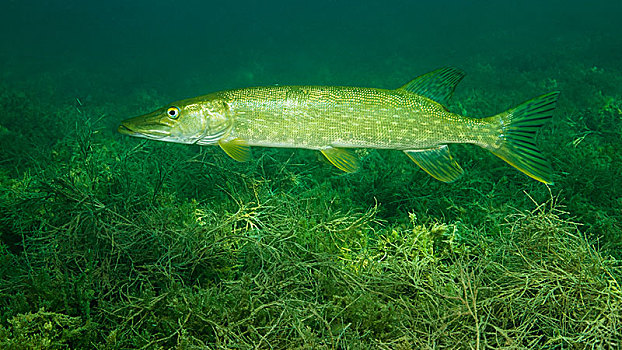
398 67 465 106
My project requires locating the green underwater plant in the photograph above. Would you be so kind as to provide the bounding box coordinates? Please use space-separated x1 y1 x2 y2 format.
0 308 93 349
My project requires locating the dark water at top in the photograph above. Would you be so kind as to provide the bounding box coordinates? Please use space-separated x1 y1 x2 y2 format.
2 0 621 100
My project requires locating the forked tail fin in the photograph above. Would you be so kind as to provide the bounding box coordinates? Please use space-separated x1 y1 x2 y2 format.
483 91 560 184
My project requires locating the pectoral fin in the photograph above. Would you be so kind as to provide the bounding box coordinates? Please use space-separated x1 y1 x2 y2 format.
321 147 360 172
404 145 463 182
219 138 251 162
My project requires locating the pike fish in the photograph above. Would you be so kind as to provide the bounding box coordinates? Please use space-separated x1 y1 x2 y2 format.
118 67 559 183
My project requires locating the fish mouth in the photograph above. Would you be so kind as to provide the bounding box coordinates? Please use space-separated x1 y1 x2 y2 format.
117 119 171 139
117 124 135 135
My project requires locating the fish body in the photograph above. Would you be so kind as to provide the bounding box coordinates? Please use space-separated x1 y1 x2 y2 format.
119 67 559 183
213 85 485 150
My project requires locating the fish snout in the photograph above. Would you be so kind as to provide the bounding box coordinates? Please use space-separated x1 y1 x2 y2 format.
118 111 173 139
117 123 135 135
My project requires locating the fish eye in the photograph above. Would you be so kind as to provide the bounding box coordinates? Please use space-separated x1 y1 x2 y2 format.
167 106 180 119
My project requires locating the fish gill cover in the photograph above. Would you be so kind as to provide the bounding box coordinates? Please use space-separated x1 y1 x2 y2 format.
0 0 621 348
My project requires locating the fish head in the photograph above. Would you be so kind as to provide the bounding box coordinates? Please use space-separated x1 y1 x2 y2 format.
118 97 231 145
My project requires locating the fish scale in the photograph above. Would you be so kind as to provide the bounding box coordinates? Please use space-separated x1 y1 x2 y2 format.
220 86 477 150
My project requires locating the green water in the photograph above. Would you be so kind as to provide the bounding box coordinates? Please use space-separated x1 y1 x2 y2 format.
1 1 621 348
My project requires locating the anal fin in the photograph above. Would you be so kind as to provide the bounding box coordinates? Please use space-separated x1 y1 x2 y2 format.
321 147 360 173
219 138 251 162
404 145 463 182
